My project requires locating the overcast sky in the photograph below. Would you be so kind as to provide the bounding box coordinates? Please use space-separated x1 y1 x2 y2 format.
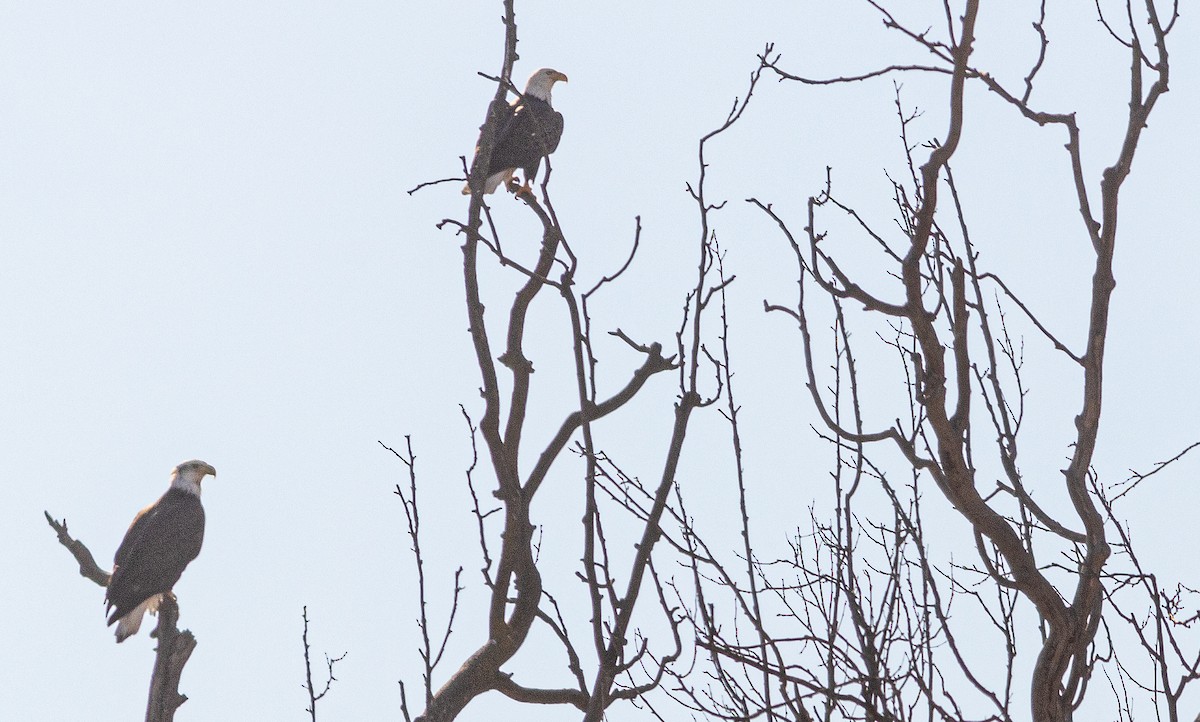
3 2 1198 720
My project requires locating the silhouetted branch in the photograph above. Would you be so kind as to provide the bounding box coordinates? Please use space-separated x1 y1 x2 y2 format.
1113 440 1200 502
407 176 466 196
44 511 111 587
381 436 463 715
301 606 347 722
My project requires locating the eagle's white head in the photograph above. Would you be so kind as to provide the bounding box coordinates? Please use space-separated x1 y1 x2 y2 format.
170 459 217 497
523 68 568 103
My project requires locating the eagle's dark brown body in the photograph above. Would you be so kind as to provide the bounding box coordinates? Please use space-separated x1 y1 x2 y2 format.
106 465 209 643
487 93 564 189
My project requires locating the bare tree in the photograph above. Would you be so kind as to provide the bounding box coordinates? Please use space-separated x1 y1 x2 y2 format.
679 1 1190 721
398 1 1193 721
398 1 731 719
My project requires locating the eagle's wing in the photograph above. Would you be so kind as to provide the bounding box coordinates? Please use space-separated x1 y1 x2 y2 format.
106 492 205 625
542 109 564 156
487 98 532 176
491 99 563 184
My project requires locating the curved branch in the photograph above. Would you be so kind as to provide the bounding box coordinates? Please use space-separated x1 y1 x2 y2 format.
524 342 676 498
45 512 111 587
493 673 588 710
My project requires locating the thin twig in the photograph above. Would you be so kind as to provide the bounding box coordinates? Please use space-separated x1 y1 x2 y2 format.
302 606 347 722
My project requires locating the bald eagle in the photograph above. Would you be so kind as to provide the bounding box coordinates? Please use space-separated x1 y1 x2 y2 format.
464 68 568 195
105 460 215 642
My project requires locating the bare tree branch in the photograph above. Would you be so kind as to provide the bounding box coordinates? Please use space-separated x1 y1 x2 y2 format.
45 512 111 587
301 606 347 722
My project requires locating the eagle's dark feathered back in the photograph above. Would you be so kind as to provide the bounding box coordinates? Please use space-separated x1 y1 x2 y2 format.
488 94 563 186
105 488 205 628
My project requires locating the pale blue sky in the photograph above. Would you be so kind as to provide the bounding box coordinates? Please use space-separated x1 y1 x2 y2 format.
3 2 1198 719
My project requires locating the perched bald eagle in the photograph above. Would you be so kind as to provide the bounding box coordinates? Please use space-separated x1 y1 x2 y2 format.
464 67 568 195
105 460 215 643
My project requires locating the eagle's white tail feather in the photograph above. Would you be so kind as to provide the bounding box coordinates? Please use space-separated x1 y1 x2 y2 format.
115 593 163 643
485 170 512 193
462 169 515 195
